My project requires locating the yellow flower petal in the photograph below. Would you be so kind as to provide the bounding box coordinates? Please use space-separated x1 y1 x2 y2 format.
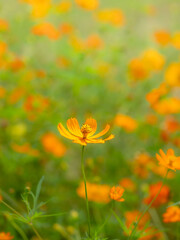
91 124 110 139
57 123 79 140
67 118 83 137
104 134 114 141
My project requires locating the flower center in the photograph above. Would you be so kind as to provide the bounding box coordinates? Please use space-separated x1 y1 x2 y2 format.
81 124 92 138
168 157 174 168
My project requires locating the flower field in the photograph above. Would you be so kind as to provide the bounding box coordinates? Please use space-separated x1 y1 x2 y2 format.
0 0 180 239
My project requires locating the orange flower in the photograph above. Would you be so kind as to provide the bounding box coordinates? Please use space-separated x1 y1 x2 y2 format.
171 32 180 49
144 182 170 207
133 153 152 179
153 98 180 114
129 58 149 81
86 34 104 49
41 132 66 157
139 228 163 240
125 210 162 239
23 95 49 119
146 83 168 106
9 58 25 72
163 206 180 223
0 195 2 201
8 87 25 104
142 49 165 71
109 186 125 202
77 182 110 203
163 116 180 133
59 23 73 35
75 0 98 10
32 22 60 40
57 118 114 146
36 70 46 78
156 149 180 171
0 232 14 240
125 210 150 231
165 62 180 87
173 137 180 148
12 143 40 157
114 114 138 132
97 9 125 26
0 19 9 31
145 114 157 125
0 41 7 57
133 152 174 179
119 178 136 192
0 86 6 98
154 30 171 46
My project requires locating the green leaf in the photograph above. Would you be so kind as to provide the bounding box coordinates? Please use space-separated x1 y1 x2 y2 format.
33 176 44 214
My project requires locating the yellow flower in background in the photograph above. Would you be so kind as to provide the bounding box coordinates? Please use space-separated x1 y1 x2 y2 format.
163 206 180 223
154 30 171 46
77 182 111 203
0 86 6 98
69 35 85 51
58 118 114 145
172 32 180 49
146 83 168 106
153 98 180 114
11 143 40 157
32 22 60 40
129 58 149 81
156 149 180 171
0 41 7 57
114 114 138 132
142 49 165 71
165 62 180 87
41 132 66 157
20 0 51 18
9 123 27 137
119 178 136 192
97 9 125 26
85 34 104 49
0 19 9 31
75 0 98 10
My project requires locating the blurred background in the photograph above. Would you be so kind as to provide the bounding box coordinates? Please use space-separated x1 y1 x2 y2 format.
0 0 180 239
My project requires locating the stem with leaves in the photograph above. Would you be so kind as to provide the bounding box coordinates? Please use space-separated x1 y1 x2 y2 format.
81 146 91 237
1 198 43 240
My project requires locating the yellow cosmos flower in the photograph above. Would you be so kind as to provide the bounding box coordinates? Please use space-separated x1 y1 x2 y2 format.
57 118 114 145
156 149 180 171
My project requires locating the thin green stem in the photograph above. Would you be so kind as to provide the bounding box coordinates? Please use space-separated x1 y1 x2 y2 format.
149 208 169 240
1 200 43 239
7 216 28 240
81 146 91 237
129 169 169 240
31 224 43 240
111 209 129 235
1 200 26 220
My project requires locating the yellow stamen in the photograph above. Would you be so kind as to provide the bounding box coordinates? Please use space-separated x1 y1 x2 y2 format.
81 124 92 138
